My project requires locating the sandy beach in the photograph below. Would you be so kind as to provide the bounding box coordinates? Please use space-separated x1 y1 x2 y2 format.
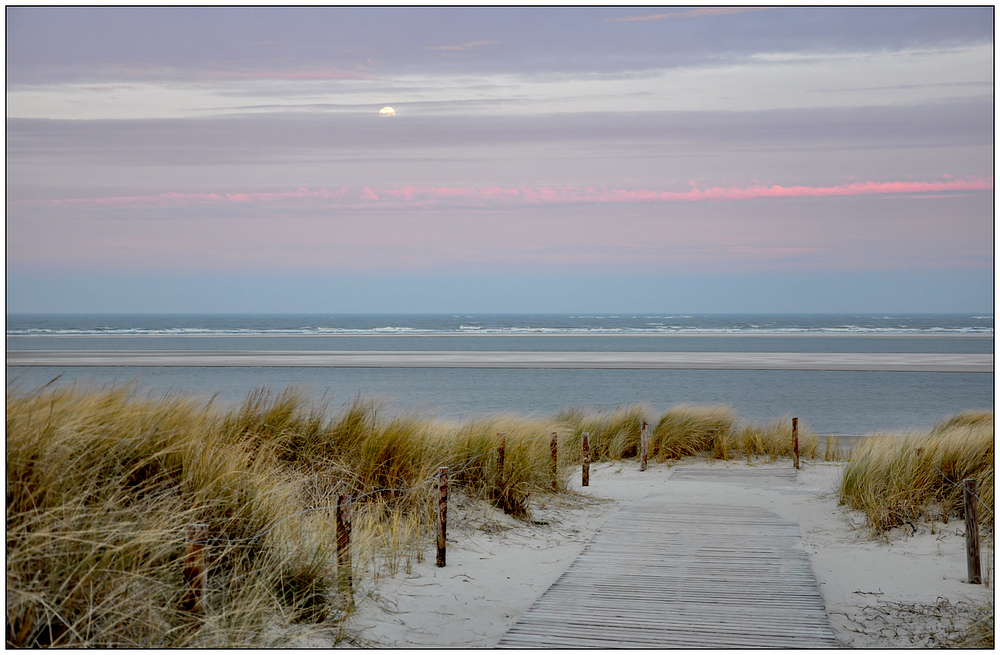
7 349 993 372
338 458 992 648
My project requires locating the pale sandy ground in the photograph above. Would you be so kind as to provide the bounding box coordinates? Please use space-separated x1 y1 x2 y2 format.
318 458 992 648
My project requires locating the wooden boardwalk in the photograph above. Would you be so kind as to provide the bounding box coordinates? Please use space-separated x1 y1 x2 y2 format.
499 475 839 648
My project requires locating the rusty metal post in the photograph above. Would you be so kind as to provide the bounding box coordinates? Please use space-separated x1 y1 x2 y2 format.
640 420 649 471
182 523 208 613
582 432 590 487
336 493 354 605
964 478 982 584
436 467 448 567
550 432 558 490
792 417 799 470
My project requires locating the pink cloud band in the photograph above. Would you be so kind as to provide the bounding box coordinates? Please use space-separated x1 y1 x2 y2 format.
20 177 993 210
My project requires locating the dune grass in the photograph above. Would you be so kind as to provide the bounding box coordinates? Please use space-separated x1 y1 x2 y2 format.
555 403 824 465
7 385 840 646
838 411 994 538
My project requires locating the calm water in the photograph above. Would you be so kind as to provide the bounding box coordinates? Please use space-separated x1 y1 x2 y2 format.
6 314 994 435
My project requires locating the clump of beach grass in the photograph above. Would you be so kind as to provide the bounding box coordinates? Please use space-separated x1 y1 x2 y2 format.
838 411 994 538
556 403 821 465
6 385 328 647
555 404 647 462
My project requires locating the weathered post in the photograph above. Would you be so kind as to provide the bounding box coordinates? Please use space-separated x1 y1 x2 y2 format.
437 467 448 567
640 420 649 472
792 417 800 470
336 493 354 605
550 432 559 490
496 432 506 497
182 523 208 614
964 478 982 584
582 432 590 487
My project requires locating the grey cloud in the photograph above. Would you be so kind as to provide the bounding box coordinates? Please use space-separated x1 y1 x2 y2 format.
7 7 994 84
7 99 993 169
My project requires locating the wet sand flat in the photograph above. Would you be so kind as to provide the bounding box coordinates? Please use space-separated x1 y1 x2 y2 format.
6 350 992 372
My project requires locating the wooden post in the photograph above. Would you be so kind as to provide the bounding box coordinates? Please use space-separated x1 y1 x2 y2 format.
640 420 649 472
550 432 558 491
792 417 799 470
436 467 448 567
964 478 982 584
496 432 506 493
336 493 354 605
182 523 208 613
582 432 590 487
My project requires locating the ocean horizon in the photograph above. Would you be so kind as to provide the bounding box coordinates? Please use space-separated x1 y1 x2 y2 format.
6 313 993 435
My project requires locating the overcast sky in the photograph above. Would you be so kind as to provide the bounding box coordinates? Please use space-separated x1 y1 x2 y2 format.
6 7 994 313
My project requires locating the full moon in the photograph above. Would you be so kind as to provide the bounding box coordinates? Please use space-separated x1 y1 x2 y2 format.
379 106 396 117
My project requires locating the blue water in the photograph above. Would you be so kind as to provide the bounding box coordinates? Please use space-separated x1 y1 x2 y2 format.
6 314 994 435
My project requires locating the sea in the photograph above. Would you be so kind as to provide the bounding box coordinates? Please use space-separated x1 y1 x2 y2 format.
6 313 994 436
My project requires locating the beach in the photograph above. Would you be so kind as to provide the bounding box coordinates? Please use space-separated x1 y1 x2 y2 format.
340 459 992 648
9 6 995 649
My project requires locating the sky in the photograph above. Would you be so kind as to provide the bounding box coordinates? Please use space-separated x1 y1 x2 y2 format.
5 7 995 313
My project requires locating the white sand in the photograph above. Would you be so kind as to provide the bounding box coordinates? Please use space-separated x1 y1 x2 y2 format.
337 459 993 648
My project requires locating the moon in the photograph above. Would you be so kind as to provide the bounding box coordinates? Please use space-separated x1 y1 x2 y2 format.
379 106 396 117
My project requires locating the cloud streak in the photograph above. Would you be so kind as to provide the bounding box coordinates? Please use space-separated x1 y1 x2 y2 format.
604 7 774 23
426 40 502 51
22 177 992 212
208 67 377 81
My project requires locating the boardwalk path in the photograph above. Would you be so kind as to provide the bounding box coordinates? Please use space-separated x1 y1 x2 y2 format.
499 468 839 648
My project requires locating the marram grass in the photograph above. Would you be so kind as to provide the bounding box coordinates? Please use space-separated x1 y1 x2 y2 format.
7 385 850 646
838 411 994 537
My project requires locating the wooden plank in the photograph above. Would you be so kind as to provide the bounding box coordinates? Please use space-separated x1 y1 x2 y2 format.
499 481 839 648
669 467 798 480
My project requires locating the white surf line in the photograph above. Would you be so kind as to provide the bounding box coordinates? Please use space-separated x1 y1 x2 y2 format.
6 351 993 372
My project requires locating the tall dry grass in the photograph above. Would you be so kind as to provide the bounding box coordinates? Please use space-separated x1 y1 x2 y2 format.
5 387 570 646
7 386 838 646
6 386 332 647
838 411 994 537
556 403 821 465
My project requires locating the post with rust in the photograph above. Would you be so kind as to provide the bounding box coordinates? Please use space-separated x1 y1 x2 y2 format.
496 432 506 496
336 493 354 606
640 420 649 472
550 432 559 491
182 523 208 614
792 417 800 470
436 467 448 567
582 432 590 487
964 478 982 584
